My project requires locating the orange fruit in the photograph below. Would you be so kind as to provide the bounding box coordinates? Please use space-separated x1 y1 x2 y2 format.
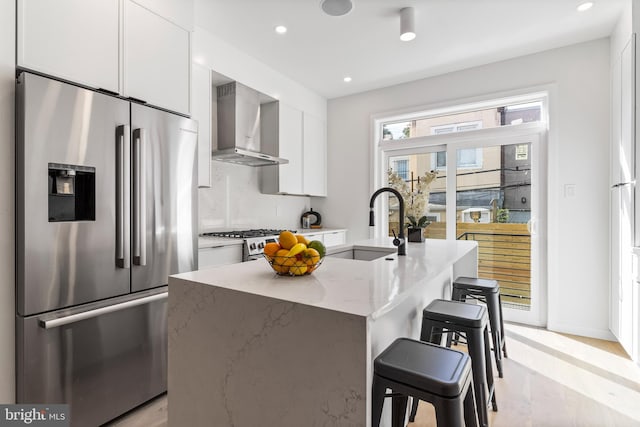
263 242 281 259
278 231 297 250
295 234 310 245
272 249 290 274
302 248 320 266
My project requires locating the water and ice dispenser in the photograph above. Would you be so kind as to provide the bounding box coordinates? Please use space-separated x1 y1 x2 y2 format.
48 163 96 222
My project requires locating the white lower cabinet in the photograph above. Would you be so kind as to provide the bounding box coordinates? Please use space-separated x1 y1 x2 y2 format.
323 231 346 247
302 233 324 243
199 246 243 269
301 230 346 247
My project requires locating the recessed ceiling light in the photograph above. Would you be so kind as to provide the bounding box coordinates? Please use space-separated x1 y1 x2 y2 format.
577 2 593 12
275 25 287 34
343 76 352 83
320 0 353 17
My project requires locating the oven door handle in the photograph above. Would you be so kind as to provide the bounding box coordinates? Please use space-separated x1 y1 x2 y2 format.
39 292 168 329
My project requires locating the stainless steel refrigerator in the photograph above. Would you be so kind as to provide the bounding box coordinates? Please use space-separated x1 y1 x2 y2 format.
15 72 198 426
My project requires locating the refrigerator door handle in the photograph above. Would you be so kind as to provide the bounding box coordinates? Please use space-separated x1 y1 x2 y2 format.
116 125 131 269
133 128 147 266
38 292 168 329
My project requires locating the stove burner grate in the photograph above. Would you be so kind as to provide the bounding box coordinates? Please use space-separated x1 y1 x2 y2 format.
202 229 295 239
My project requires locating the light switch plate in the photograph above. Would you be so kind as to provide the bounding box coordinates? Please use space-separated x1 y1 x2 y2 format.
564 184 576 198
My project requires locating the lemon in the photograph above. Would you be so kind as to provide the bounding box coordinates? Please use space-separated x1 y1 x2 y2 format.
289 260 308 276
286 243 307 258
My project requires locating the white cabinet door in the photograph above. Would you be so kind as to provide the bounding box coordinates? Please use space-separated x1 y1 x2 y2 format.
302 233 324 243
17 0 119 92
199 246 243 269
278 104 303 194
124 0 191 115
303 112 327 196
192 63 211 187
129 0 194 30
323 231 346 247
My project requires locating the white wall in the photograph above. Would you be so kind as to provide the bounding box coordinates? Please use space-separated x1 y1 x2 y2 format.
198 162 313 231
315 39 613 340
193 26 327 231
0 0 15 403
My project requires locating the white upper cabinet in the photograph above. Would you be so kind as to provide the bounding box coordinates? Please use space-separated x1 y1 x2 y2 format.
302 112 327 197
192 63 211 188
17 0 120 93
261 105 327 196
124 0 191 115
17 0 192 116
129 0 194 31
261 102 303 195
278 103 304 194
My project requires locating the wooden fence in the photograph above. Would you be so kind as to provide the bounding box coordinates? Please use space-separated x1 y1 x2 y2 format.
391 222 531 307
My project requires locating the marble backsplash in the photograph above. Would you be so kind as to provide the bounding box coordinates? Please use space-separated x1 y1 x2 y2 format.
198 160 310 232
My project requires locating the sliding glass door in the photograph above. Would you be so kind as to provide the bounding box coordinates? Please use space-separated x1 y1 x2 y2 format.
450 133 545 325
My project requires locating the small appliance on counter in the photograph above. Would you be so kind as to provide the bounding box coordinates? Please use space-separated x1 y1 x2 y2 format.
301 209 321 229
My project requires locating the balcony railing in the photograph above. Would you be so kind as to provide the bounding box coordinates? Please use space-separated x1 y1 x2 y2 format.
457 228 531 309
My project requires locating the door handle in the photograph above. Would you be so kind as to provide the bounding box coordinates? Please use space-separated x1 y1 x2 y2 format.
116 125 131 268
39 292 167 329
133 128 147 266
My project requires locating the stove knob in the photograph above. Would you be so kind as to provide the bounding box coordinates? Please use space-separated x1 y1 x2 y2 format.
258 242 265 249
250 243 257 250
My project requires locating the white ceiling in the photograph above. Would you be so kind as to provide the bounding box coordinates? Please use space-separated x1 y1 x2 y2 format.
195 0 626 99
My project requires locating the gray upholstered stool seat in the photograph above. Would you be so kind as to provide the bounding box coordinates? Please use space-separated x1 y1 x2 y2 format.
452 276 508 378
410 299 497 427
372 337 478 427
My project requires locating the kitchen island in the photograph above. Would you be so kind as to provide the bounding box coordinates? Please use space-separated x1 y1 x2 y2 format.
167 238 477 427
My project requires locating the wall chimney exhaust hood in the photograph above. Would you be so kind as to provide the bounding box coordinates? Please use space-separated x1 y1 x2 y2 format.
212 81 289 167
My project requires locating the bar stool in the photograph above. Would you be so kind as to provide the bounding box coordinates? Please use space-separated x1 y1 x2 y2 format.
372 337 478 427
452 277 507 378
410 299 497 427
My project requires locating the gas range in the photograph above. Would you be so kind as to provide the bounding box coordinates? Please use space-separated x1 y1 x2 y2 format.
201 229 295 261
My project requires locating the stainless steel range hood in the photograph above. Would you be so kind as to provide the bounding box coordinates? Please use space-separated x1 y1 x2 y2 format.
212 82 289 167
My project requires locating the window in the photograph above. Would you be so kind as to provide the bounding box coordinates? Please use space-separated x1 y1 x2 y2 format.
433 149 483 170
391 158 409 180
431 121 482 135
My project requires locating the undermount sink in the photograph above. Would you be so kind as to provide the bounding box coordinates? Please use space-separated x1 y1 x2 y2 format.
325 245 396 261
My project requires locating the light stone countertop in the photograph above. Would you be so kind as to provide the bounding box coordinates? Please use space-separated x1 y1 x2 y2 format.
173 237 477 319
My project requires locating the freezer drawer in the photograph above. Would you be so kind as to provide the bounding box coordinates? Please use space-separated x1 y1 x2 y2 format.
16 289 168 427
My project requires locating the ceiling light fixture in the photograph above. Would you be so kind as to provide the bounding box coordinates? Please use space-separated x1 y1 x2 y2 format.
320 0 353 17
576 2 593 12
343 76 352 82
275 25 287 34
400 7 416 42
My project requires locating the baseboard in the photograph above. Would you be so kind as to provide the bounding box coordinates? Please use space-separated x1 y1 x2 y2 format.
546 322 616 341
